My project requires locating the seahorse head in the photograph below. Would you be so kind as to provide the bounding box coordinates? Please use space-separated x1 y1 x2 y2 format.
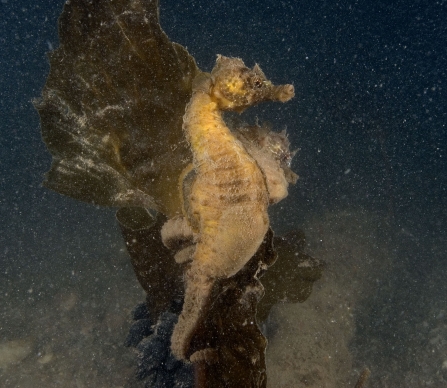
209 55 294 112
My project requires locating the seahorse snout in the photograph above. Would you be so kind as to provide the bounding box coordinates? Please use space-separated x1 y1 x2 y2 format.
271 83 295 103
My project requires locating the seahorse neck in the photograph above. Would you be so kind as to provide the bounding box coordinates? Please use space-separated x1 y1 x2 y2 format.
183 91 238 166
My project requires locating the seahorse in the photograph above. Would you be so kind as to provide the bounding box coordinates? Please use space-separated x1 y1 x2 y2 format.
169 55 294 362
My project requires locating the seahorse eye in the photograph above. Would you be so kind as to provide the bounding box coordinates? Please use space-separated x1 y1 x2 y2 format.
253 78 263 88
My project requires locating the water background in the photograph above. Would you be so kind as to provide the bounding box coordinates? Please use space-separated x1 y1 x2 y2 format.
1 0 446 386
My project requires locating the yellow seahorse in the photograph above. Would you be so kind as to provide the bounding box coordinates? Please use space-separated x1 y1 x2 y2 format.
169 55 294 362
